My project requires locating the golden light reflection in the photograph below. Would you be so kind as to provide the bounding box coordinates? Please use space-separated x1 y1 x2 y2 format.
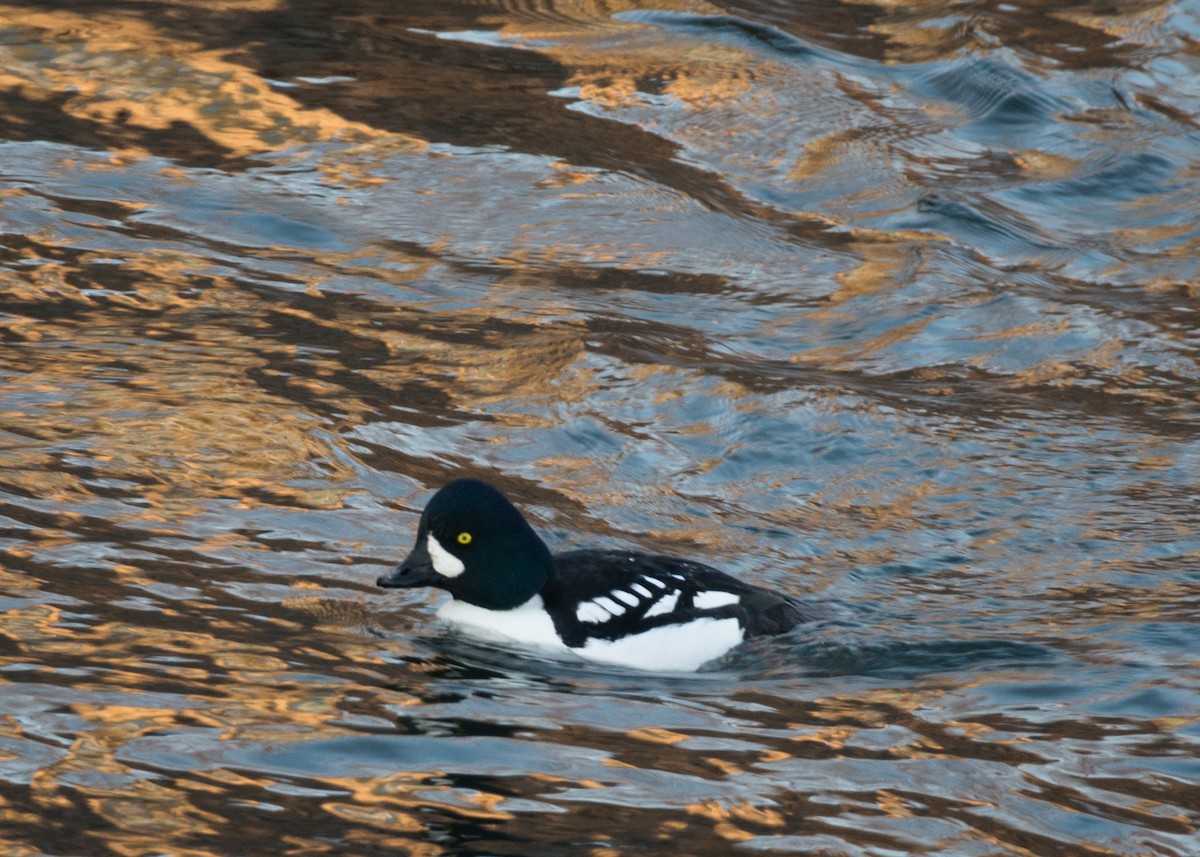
685 799 785 842
324 774 513 823
0 4 421 160
493 0 766 112
0 258 390 522
626 726 689 745
322 801 424 833
823 238 923 304
1050 3 1174 44
89 781 226 835
0 585 471 856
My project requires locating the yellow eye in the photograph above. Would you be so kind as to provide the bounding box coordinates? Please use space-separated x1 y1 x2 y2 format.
456 532 472 545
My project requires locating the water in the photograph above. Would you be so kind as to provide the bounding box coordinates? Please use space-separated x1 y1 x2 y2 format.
1 0 1198 854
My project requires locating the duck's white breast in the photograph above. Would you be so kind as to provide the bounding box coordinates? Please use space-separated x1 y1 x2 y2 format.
437 595 567 652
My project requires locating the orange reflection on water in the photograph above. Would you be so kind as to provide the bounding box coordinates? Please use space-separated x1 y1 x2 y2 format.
0 4 418 160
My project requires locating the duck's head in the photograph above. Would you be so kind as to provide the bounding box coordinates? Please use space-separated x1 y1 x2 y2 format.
377 478 554 610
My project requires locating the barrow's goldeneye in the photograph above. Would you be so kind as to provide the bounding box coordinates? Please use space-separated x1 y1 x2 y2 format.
377 478 811 672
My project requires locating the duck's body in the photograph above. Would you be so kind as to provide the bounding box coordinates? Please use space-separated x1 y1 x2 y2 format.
378 479 810 672
436 548 804 671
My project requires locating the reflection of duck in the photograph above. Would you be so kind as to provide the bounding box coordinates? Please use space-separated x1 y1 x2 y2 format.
377 478 810 671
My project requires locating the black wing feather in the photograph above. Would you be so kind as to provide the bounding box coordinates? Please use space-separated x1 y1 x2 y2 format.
541 549 807 648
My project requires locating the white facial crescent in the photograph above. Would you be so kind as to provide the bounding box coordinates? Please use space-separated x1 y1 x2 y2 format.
427 533 465 578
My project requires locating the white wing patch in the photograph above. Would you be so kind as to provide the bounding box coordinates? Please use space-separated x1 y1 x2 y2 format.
694 590 740 610
594 596 625 615
644 591 679 618
574 578 737 627
426 533 465 578
612 590 640 607
576 600 612 624
576 594 629 624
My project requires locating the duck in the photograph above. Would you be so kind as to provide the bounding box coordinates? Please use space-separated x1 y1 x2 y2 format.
377 478 812 672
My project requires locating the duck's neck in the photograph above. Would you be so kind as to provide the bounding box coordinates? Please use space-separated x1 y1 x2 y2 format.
469 533 554 610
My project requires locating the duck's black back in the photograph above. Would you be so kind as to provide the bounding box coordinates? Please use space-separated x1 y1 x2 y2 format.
540 548 810 647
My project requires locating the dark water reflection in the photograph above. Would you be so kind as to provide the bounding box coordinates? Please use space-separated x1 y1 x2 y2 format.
2 0 1199 855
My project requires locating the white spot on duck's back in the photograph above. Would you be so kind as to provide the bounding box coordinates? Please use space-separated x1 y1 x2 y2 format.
644 591 679 618
576 593 632 624
593 596 625 615
694 590 740 610
580 617 744 672
575 600 611 624
426 533 465 578
612 590 640 607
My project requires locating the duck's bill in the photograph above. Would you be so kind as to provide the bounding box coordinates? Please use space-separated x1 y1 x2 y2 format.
376 544 438 589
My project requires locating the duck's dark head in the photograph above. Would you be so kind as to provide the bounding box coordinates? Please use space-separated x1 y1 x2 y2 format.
377 478 554 610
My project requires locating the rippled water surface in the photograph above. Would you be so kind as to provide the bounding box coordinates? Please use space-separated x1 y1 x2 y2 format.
2 0 1199 854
